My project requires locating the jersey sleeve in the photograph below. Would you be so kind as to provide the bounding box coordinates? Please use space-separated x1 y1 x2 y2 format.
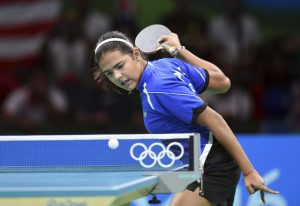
174 58 209 94
153 82 207 124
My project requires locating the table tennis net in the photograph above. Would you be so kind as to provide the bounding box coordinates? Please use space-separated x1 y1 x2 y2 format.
0 133 200 172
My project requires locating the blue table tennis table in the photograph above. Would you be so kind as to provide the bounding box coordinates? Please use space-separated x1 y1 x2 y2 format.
0 133 201 206
0 171 159 206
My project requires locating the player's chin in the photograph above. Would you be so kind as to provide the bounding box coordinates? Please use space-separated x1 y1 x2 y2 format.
124 82 137 92
118 85 134 92
126 86 135 92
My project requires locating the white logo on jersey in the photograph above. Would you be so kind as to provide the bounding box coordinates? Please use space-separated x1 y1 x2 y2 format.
188 83 196 93
143 82 155 110
173 71 184 80
173 67 186 81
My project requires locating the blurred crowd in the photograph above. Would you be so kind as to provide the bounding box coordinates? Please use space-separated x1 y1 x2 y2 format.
0 0 299 134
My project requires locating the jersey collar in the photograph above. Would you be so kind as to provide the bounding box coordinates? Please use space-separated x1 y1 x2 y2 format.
137 61 154 92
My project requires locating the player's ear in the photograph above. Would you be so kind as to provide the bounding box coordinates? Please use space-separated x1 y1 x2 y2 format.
132 47 142 61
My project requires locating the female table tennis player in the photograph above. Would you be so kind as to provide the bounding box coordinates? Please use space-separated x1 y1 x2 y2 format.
92 30 278 206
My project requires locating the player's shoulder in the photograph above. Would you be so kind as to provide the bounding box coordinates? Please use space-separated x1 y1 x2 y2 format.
146 58 187 92
152 57 186 68
150 58 187 76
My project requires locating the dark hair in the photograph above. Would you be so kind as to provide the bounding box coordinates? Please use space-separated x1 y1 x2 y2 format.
92 31 134 92
94 31 134 64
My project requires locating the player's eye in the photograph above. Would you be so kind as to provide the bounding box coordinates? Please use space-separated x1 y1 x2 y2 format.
116 64 124 69
105 71 112 77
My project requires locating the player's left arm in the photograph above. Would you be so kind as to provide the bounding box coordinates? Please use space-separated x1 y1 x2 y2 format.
160 33 230 94
196 106 279 201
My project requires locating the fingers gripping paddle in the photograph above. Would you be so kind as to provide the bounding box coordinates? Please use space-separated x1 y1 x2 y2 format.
135 24 176 55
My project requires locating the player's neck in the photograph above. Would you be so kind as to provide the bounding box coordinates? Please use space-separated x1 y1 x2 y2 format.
136 60 148 86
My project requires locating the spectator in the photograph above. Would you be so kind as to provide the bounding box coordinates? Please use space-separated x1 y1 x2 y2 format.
161 0 208 57
203 0 261 128
203 86 253 129
288 82 300 132
72 0 112 45
46 10 89 83
252 40 293 133
208 0 261 69
0 71 20 105
1 69 68 134
112 0 138 40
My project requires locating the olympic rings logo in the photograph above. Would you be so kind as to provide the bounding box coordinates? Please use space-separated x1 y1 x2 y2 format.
130 142 184 168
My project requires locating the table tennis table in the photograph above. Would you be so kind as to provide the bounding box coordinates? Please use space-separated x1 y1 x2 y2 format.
0 133 202 206
0 171 159 206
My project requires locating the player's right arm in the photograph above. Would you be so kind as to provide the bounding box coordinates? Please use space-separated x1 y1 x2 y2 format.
177 47 231 94
159 33 231 94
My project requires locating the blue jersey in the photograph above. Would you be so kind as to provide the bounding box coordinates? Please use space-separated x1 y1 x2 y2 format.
137 58 212 162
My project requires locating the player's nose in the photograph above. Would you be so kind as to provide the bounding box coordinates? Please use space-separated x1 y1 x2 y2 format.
113 69 122 80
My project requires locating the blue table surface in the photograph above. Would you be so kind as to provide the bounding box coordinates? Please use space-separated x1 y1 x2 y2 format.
0 172 159 197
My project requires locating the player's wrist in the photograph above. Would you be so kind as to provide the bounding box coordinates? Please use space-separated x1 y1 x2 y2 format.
172 46 185 58
243 169 258 177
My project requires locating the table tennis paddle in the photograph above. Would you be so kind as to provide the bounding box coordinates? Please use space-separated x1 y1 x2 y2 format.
135 24 177 55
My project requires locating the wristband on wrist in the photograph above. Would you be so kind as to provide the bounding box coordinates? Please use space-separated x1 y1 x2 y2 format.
243 169 255 177
172 46 185 57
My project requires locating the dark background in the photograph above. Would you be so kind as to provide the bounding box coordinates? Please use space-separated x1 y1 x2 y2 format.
0 0 299 135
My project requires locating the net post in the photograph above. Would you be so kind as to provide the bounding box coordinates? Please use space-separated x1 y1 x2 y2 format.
188 133 200 171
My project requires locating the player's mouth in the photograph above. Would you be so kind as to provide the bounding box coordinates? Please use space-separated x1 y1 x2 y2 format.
121 80 130 87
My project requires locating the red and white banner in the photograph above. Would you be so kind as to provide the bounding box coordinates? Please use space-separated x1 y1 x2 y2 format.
0 0 61 70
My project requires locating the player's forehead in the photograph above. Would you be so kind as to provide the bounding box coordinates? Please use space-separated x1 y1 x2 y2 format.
98 50 126 71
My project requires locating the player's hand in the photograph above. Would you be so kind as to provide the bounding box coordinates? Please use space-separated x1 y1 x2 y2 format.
243 170 279 204
158 33 182 53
